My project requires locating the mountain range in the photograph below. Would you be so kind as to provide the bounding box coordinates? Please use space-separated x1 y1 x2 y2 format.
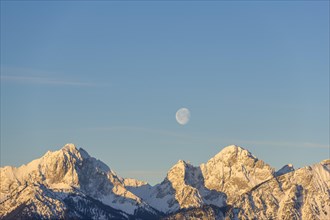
1 143 329 220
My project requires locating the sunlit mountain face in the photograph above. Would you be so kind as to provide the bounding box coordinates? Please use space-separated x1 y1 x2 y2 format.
1 144 329 220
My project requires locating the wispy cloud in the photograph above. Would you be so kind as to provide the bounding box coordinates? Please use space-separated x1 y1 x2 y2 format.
0 67 102 87
89 126 329 149
1 75 94 86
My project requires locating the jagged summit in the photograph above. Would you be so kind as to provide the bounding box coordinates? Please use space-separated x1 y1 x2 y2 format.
200 145 274 202
212 144 253 161
62 143 77 150
164 160 194 181
60 143 90 159
275 164 295 176
221 144 243 151
177 159 188 164
172 159 192 168
78 147 91 158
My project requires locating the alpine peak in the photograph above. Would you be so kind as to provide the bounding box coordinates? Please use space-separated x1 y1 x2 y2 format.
218 144 248 155
175 159 191 166
62 143 78 151
61 144 90 159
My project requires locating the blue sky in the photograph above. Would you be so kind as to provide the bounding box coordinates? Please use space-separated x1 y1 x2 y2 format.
1 1 329 184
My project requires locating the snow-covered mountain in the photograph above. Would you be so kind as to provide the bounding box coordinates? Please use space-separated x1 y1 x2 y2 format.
1 144 329 220
226 159 330 220
0 144 158 219
200 145 275 203
133 159 226 214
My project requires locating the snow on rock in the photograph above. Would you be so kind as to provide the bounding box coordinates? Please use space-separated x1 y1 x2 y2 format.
123 178 152 202
275 164 295 176
226 160 330 220
0 143 156 219
123 178 149 187
200 145 274 203
1 143 329 219
138 159 226 214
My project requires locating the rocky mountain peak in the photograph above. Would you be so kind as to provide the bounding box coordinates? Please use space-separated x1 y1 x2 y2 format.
200 145 274 202
62 143 77 151
166 160 187 183
219 144 243 153
211 145 254 164
275 164 295 176
59 144 91 160
78 147 91 159
172 159 192 169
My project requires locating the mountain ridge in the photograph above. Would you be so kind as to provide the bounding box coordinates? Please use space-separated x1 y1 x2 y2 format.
1 143 329 220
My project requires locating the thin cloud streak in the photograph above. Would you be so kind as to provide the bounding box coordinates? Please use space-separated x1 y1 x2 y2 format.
0 66 108 87
1 75 95 87
89 126 329 149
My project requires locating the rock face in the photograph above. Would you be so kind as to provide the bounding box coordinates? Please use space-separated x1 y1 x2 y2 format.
1 143 329 220
226 159 330 220
275 164 295 176
0 144 158 219
200 145 275 203
137 160 226 214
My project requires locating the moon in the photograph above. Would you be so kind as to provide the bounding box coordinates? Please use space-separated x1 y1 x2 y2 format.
176 108 190 125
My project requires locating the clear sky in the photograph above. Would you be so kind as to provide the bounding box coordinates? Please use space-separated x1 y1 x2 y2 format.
1 0 329 185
